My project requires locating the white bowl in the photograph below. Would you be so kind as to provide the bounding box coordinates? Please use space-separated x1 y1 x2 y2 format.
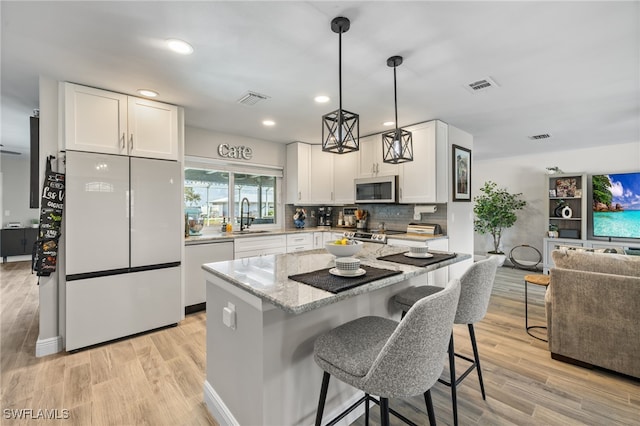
325 240 363 257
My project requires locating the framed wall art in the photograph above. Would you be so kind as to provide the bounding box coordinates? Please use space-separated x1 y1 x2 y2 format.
452 144 471 201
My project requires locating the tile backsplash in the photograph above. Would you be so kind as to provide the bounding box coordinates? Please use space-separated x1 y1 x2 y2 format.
285 203 448 234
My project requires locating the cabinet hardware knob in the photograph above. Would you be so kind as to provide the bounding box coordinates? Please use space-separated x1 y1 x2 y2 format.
121 133 125 150
129 134 134 151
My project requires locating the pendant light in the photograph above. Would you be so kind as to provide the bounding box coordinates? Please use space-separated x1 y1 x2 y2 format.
382 55 413 164
322 17 359 154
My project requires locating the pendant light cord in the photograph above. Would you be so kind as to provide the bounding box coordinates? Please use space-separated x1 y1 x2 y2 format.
338 29 343 142
393 65 398 133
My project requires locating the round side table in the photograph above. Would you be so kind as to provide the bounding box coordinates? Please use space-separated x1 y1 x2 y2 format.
524 274 550 342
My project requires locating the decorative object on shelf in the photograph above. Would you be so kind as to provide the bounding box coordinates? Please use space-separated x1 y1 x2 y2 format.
545 166 563 175
554 199 566 217
473 181 527 255
322 17 359 154
556 177 577 197
452 144 472 201
293 208 306 228
548 224 559 238
548 189 556 197
561 205 573 218
382 55 413 164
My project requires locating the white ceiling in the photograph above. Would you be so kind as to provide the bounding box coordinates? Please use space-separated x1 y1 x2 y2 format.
2 1 639 160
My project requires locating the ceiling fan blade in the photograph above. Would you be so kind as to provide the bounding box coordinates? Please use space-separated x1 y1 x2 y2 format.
0 149 22 155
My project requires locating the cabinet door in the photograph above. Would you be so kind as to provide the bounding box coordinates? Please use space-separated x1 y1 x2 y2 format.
358 135 377 177
128 97 179 160
64 83 128 155
130 158 182 267
1 229 26 256
185 242 234 306
399 122 437 203
65 152 130 275
310 145 334 204
333 151 357 204
286 143 311 204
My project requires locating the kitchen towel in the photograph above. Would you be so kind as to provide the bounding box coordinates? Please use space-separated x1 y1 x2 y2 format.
376 251 457 267
288 265 402 294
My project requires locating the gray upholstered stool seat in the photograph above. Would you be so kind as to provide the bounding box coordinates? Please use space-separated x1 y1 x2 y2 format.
313 278 461 426
392 285 443 313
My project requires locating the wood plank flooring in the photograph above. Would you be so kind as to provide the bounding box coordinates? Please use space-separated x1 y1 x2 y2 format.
1 261 639 425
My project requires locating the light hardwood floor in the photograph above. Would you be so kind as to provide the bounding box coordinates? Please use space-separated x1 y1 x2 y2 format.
1 261 639 425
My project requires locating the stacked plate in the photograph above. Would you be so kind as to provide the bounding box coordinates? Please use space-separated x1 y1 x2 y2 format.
404 245 434 258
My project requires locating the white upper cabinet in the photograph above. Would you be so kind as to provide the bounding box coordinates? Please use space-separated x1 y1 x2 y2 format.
332 150 358 204
64 84 128 155
286 142 311 204
358 134 398 178
310 144 334 204
399 121 446 203
64 83 179 160
127 97 179 160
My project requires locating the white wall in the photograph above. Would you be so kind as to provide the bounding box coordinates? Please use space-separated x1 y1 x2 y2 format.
1 154 39 227
185 126 286 168
473 141 640 258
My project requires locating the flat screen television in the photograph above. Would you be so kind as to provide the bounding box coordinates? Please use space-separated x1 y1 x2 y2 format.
592 172 640 240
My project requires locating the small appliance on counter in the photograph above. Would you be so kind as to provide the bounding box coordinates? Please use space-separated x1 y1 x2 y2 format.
5 222 22 229
406 223 443 236
317 206 333 227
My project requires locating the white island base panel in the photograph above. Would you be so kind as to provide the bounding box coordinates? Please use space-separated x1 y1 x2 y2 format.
204 271 423 426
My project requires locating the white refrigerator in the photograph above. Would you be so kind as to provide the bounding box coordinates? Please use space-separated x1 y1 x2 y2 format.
64 151 182 351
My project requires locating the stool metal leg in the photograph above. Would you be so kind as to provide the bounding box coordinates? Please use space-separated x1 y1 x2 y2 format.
468 324 486 400
448 334 458 426
424 389 436 426
380 397 390 426
365 393 370 426
315 371 330 426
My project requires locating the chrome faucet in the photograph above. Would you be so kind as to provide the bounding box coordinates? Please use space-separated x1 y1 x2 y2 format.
240 197 251 231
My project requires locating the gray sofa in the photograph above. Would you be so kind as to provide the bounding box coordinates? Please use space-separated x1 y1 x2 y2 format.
546 248 640 379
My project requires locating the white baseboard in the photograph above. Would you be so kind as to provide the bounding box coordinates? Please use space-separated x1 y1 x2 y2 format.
35 335 63 357
203 380 239 426
203 380 364 426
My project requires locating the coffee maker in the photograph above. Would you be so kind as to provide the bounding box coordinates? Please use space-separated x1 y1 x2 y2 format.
318 206 333 227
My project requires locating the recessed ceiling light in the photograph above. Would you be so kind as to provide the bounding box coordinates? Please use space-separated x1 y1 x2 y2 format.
383 121 395 126
314 95 330 103
166 38 194 55
137 89 158 98
262 120 276 126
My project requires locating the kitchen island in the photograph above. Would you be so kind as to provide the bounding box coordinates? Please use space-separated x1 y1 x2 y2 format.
202 243 471 426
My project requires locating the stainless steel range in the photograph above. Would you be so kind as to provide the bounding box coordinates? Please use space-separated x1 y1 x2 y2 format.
342 229 406 244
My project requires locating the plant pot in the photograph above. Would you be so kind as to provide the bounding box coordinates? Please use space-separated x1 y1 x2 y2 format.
487 252 506 266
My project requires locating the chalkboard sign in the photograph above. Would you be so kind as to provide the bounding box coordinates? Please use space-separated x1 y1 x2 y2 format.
33 156 64 277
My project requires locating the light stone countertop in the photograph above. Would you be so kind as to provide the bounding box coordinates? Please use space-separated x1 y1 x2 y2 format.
203 242 470 314
186 227 448 245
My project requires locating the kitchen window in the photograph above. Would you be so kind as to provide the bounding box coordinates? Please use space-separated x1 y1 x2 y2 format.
184 157 282 234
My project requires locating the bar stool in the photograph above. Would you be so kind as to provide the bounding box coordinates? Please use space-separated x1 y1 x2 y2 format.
523 274 550 342
392 257 500 426
313 278 461 426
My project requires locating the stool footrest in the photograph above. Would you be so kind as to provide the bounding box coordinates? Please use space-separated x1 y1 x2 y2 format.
437 352 477 388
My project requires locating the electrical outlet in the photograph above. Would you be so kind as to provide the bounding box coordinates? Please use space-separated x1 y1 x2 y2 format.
222 302 236 329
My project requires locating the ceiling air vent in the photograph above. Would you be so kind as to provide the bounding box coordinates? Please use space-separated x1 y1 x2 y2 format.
528 133 551 140
464 76 499 93
237 91 271 106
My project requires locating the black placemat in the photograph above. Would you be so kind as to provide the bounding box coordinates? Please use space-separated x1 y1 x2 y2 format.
288 265 402 294
376 251 457 267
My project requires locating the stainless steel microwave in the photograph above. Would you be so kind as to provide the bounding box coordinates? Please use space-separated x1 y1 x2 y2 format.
354 175 398 204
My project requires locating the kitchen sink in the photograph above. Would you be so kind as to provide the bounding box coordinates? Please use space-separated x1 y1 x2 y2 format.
231 230 271 235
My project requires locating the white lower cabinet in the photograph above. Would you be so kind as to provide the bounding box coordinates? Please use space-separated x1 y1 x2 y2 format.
287 233 314 253
185 241 234 308
323 232 345 245
234 235 287 259
386 238 449 285
313 232 325 249
65 266 181 351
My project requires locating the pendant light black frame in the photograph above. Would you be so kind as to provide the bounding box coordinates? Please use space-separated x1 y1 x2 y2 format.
382 55 413 164
322 17 359 154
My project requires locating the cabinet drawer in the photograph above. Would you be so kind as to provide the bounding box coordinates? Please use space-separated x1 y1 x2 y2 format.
286 233 313 253
234 235 286 256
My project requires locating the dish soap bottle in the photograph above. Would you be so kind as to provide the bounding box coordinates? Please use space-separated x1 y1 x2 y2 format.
221 217 227 232
226 221 232 233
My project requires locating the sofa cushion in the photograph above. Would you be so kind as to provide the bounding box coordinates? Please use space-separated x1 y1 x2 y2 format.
551 248 640 278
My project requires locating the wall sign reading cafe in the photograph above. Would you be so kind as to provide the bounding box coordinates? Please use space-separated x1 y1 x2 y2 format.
218 143 253 160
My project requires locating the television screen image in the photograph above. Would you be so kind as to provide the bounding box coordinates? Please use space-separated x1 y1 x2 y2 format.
592 172 640 239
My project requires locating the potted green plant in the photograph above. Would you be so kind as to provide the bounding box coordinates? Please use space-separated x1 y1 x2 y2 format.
473 181 527 260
